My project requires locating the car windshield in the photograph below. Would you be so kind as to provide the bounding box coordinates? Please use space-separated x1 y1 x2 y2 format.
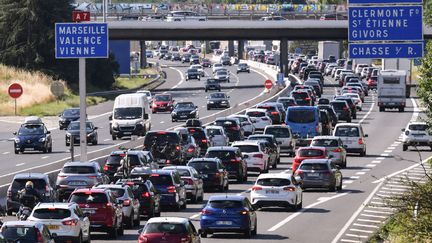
63 109 80 117
335 126 360 137
149 175 173 186
291 92 309 100
234 145 259 153
299 149 324 157
265 127 290 137
144 133 179 145
188 69 198 73
187 128 206 140
408 124 428 131
239 64 247 67
189 162 217 173
70 193 108 204
12 179 46 190
1 226 36 242
246 111 265 117
311 139 339 147
106 154 125 165
114 107 142 120
207 79 217 84
256 105 277 112
288 109 316 123
67 122 93 131
206 128 221 136
215 120 235 127
164 168 190 177
155 95 171 102
206 151 235 161
32 208 71 219
18 124 44 136
300 163 329 171
176 103 194 109
257 178 291 186
210 93 226 99
144 223 187 234
62 166 96 174
209 200 243 209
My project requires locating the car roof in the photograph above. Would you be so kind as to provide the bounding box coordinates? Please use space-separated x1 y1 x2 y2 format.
207 146 238 151
2 221 44 227
408 121 426 125
205 125 223 130
246 108 267 113
313 136 340 140
257 173 292 180
301 159 331 164
73 188 107 194
188 158 220 163
208 195 246 201
14 173 47 180
151 170 174 175
287 106 317 110
95 184 126 190
147 217 189 224
110 150 126 155
232 141 260 146
298 146 326 150
249 134 274 138
265 125 290 129
63 161 98 167
35 203 76 209
335 123 362 128
162 166 191 171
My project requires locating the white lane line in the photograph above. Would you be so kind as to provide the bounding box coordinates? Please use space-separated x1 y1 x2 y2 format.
343 180 354 184
166 67 185 92
16 163 25 167
103 139 110 142
356 218 381 223
383 150 393 153
387 146 396 150
268 192 348 231
189 213 201 219
353 223 379 228
88 111 112 120
359 95 375 124
381 187 407 191
375 157 385 160
201 105 206 108
2 152 9 155
366 164 376 167
356 172 366 175
361 168 371 172
349 176 360 180
41 156 49 159
363 210 393 215
349 228 374 234
373 157 430 184
160 121 165 124
345 233 368 239
360 214 387 219
340 239 362 243
371 160 381 164
380 153 389 157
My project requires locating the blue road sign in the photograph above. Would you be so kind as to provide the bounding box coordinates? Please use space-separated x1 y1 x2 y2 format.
55 23 109 59
349 43 424 59
349 5 423 42
349 0 422 4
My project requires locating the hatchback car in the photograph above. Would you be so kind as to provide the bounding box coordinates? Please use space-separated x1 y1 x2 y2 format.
290 90 313 106
330 100 352 123
334 96 357 120
264 125 295 156
205 147 248 182
232 141 270 173
143 131 186 166
255 102 284 125
138 217 201 243
205 126 229 146
276 97 297 110
58 108 80 130
1 221 55 243
187 158 229 191
401 122 432 151
295 159 343 191
333 123 368 156
214 70 230 82
65 121 98 146
171 102 198 122
292 146 327 172
149 170 187 211
311 136 347 168
13 117 52 154
237 63 250 73
151 94 174 113
185 68 201 81
200 195 257 238
318 104 338 127
207 92 230 110
162 166 204 203
205 78 221 92
103 150 126 181
214 117 244 142
187 127 210 155
247 134 280 161
229 114 255 136
245 108 273 132
251 173 303 211
28 202 91 242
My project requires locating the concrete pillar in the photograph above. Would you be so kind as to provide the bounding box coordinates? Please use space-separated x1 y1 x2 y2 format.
228 40 235 57
238 40 244 60
140 41 147 68
264 40 272 51
280 38 289 77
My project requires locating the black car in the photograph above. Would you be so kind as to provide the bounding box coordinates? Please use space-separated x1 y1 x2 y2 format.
13 117 52 154
237 63 250 73
205 147 247 182
318 98 330 105
330 100 352 123
188 158 229 191
334 96 357 119
171 102 199 122
103 150 126 182
58 108 80 130
207 92 230 110
65 121 98 146
290 91 313 106
318 104 338 127
277 97 297 110
185 118 202 127
149 170 187 210
186 68 200 81
214 117 244 142
181 54 191 63
143 131 186 165
304 80 322 98
255 102 284 124
205 79 221 92
172 52 181 61
319 109 332 136
187 127 210 155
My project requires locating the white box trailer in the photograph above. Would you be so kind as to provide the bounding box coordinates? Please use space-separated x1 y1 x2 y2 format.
318 41 340 61
378 70 407 112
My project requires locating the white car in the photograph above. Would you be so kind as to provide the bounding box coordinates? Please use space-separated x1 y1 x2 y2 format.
402 122 432 151
264 125 295 156
136 90 152 102
232 140 269 173
205 125 229 146
245 108 273 132
333 123 368 156
250 173 303 211
190 64 205 77
28 202 91 242
212 63 224 73
229 114 255 136
344 93 362 111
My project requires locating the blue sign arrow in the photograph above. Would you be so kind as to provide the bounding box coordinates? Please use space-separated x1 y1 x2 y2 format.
349 43 424 59
349 0 422 4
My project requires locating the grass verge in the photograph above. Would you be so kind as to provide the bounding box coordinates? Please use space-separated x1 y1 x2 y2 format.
113 68 158 90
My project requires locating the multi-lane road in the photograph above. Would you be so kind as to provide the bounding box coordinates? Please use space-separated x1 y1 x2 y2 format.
0 60 430 243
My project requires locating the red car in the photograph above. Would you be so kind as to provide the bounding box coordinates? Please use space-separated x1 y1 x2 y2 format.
69 188 124 238
292 146 327 172
367 76 378 90
151 94 174 113
201 58 211 67
138 217 201 243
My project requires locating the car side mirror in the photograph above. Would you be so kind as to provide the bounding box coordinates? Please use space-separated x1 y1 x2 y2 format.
328 154 334 159
293 134 299 139
195 106 198 109
294 176 303 184
401 128 405 132
144 114 149 119
109 115 113 121
13 132 17 135
94 127 98 130
335 165 341 170
364 134 368 137
138 228 143 234
47 131 51 134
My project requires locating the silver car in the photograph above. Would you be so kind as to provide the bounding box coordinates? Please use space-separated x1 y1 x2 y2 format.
56 161 110 201
229 115 255 136
310 136 348 168
162 166 204 203
263 125 296 156
205 126 229 146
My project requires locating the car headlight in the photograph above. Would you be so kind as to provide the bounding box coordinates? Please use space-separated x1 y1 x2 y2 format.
14 138 20 143
87 132 96 137
65 132 71 137
190 110 196 114
171 111 177 116
39 137 46 142
137 120 144 126
209 101 214 104
221 101 227 103
112 122 119 128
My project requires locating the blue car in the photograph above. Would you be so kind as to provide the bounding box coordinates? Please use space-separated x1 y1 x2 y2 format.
285 106 322 146
13 117 52 154
200 195 257 238
148 170 187 211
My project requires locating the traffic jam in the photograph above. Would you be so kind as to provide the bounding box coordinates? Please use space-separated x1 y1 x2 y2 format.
2 47 411 243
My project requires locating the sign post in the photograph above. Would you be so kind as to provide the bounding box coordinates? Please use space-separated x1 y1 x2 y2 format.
55 22 108 161
8 83 23 116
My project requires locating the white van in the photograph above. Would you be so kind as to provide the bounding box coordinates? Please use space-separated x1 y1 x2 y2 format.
110 93 151 140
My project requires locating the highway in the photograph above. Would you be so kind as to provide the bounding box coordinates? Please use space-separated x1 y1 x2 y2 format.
0 60 431 243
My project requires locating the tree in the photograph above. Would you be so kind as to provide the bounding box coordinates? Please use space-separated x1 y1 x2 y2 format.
417 41 432 127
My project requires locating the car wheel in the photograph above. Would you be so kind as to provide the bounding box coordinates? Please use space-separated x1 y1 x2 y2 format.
360 149 366 157
403 144 408 151
297 199 303 210
42 147 47 153
205 89 207 92
218 184 224 192
191 191 197 203
92 139 98 145
118 221 124 236
272 160 277 169
75 231 83 243
347 118 352 123
133 211 140 226
48 146 52 153
126 212 134 229
343 159 347 168
181 200 187 209
112 135 117 140
200 230 208 238
337 178 343 191
237 171 243 183
108 225 118 238
207 106 211 110
243 226 252 238
172 118 176 122
224 182 229 192
252 219 257 236
329 181 337 192
14 149 18 154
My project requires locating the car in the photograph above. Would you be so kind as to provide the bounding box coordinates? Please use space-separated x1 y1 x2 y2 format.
136 89 153 102
292 146 327 172
205 147 248 182
229 114 255 136
260 15 287 21
277 97 297 110
344 93 363 111
212 63 224 73
172 52 181 61
171 102 198 122
187 158 229 191
294 159 343 191
205 125 229 146
201 58 211 67
145 50 154 58
65 121 98 146
220 56 232 66
255 102 284 124
162 166 204 203
311 136 348 168
304 79 322 97
68 188 124 238
264 125 296 156
58 108 80 130
319 109 333 136
290 90 313 106
13 116 53 154
0 221 56 243
6 173 57 215
28 202 91 242
149 170 187 211
367 76 378 90
143 131 187 166
401 122 432 151
115 178 161 218
318 104 339 127
200 195 257 238
151 94 174 113
214 117 244 142
185 68 201 81
333 123 368 156
246 134 280 162
285 106 322 145
175 127 200 160
181 53 191 63
245 108 273 132
190 54 200 64
187 127 210 155
214 70 230 82
237 63 250 73
205 78 221 92
232 140 271 173
190 64 205 77
319 98 332 105
138 217 201 243
330 100 352 123
251 173 303 211
185 118 202 127
334 96 357 119
206 92 230 110
103 150 156 182
56 161 109 201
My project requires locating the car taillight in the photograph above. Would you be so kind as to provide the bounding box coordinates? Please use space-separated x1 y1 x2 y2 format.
187 147 195 153
142 191 150 198
176 145 181 151
271 111 279 115
253 154 263 159
343 107 349 111
88 176 97 179
251 186 262 191
184 178 194 185
123 199 131 206
201 209 212 215
283 187 296 192
295 170 304 176
332 148 342 152
230 159 240 163
36 229 44 243
62 218 78 226
201 139 208 144
230 126 240 131
239 210 248 215
305 97 311 101
167 186 176 193
103 165 111 171
138 234 148 243
181 236 190 243
358 138 364 145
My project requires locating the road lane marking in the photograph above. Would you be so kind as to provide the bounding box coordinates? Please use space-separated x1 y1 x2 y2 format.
345 233 368 239
166 67 185 92
103 139 110 142
41 156 49 159
2 152 9 155
359 95 375 124
16 163 25 167
353 223 379 228
341 239 362 243
365 164 376 167
189 213 201 219
371 160 381 164
356 218 381 223
363 210 392 215
349 176 360 180
356 172 366 175
349 228 374 234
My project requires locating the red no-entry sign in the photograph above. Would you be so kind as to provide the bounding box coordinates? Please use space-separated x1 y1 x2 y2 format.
8 83 23 99
264 79 273 89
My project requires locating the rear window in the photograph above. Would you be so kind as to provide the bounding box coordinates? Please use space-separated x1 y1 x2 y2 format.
287 109 316 123
206 150 235 161
187 128 206 139
62 166 95 174
189 162 217 173
234 145 259 153
144 223 187 234
256 105 277 112
408 124 428 131
215 120 236 127
299 163 329 170
311 139 339 147
32 208 71 219
335 126 360 137
2 227 36 241
127 155 142 167
149 175 173 186
107 188 125 198
256 178 291 186
164 168 191 177
106 154 124 165
299 149 324 157
331 102 347 110
144 133 179 145
265 127 290 138
70 193 108 204
246 111 265 117
209 200 243 209
12 179 46 190
206 128 221 136
291 92 308 100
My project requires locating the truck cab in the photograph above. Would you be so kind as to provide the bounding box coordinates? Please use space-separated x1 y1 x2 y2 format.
377 70 406 112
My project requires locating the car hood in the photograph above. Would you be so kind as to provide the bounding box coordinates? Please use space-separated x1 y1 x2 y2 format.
154 101 171 105
17 134 45 140
67 129 93 135
174 108 195 113
61 116 80 121
208 98 228 102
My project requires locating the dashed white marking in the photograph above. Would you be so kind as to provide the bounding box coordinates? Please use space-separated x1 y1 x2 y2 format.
356 172 366 175
380 153 389 157
41 156 49 159
160 121 165 124
345 233 368 239
2 152 10 155
371 160 381 164
387 146 396 150
16 163 25 167
361 168 371 172
360 213 387 219
376 157 385 160
340 239 362 243
357 218 381 223
363 210 393 215
383 150 393 153
103 139 110 142
353 223 379 228
343 180 354 184
366 164 376 168
349 228 374 234
189 213 201 219
349 176 360 180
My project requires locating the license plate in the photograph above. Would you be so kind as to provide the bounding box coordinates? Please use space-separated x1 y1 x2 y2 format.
413 134 424 137
123 132 132 135
25 148 35 151
308 173 319 177
216 221 232 225
180 116 187 118
83 209 96 214
266 190 279 194
48 225 59 230
68 181 86 186
344 140 352 144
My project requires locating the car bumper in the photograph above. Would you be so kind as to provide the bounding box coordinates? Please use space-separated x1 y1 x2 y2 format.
112 124 145 137
207 103 229 108
403 140 432 146
172 113 196 120
15 142 46 151
251 199 296 208
152 106 173 112
302 179 333 188
159 194 178 206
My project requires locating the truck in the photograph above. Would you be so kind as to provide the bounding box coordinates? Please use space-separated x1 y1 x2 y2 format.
377 70 407 112
318 41 340 61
